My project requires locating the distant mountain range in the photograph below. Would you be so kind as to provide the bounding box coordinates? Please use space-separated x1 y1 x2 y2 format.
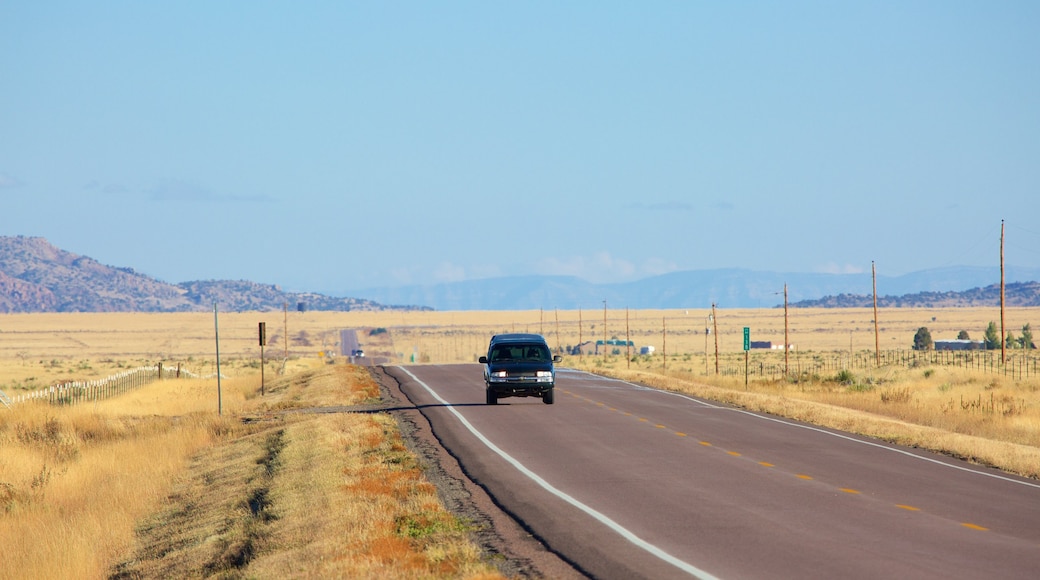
348 267 1040 310
3 235 1039 312
0 236 426 313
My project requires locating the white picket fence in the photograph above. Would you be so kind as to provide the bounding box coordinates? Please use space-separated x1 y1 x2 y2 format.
1 364 198 408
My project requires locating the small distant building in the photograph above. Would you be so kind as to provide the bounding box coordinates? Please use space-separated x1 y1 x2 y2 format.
749 341 795 351
935 339 985 351
640 345 656 355
570 339 635 356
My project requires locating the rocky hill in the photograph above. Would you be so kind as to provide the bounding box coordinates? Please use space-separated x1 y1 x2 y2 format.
789 281 1040 308
0 236 426 313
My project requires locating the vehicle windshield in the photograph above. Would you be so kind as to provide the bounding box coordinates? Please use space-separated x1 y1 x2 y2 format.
490 344 550 362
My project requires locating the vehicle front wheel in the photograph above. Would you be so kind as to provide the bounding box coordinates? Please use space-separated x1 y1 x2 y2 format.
542 388 554 405
486 389 498 405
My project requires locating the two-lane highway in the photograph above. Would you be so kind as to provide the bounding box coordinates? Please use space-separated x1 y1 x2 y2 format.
386 364 1040 579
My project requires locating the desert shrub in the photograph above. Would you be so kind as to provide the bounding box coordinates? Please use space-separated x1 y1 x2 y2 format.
835 369 856 385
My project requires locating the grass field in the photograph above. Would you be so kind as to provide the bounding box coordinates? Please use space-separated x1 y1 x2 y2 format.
2 307 1038 578
0 362 503 580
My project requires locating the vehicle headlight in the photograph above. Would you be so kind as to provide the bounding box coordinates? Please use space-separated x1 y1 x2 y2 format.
536 370 553 382
490 371 508 379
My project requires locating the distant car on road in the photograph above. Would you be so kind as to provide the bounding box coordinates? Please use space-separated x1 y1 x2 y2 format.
351 349 365 358
479 333 561 405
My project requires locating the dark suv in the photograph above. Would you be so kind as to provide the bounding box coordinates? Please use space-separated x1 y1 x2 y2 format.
479 333 562 405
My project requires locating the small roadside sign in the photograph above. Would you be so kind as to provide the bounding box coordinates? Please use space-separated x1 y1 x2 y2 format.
743 327 750 351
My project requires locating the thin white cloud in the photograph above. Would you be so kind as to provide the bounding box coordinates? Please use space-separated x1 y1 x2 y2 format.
627 201 694 212
816 262 866 275
0 172 23 188
538 252 678 283
432 262 467 283
83 180 129 194
150 179 274 202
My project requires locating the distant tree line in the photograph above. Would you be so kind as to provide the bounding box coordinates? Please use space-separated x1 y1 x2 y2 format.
913 323 1035 351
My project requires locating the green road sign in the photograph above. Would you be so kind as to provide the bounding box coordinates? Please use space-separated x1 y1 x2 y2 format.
743 327 750 351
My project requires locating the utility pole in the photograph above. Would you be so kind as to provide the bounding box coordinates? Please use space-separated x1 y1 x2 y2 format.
873 262 880 367
578 308 583 364
1001 220 1006 365
602 300 607 363
626 307 631 369
214 303 222 416
712 303 720 375
555 309 560 354
705 311 712 375
784 284 790 377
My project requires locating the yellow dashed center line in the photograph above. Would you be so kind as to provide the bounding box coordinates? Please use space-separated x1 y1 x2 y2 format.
568 391 989 536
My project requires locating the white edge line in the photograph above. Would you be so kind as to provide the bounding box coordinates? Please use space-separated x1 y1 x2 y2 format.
574 369 1040 491
398 366 720 580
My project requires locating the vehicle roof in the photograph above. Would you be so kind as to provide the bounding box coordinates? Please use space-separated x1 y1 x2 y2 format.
488 333 548 345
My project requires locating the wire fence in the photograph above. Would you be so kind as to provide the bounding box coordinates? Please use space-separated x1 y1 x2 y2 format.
704 349 1040 381
0 363 197 408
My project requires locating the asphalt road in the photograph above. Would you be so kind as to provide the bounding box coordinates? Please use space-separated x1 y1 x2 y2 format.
385 364 1040 580
340 328 374 365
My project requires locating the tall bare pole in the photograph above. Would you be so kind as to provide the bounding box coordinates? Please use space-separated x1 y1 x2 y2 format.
704 311 711 375
784 284 790 377
578 308 583 364
625 307 631 369
214 303 222 416
554 309 560 354
712 303 720 375
1001 219 1006 365
283 302 288 361
662 316 667 370
602 300 608 362
873 262 880 367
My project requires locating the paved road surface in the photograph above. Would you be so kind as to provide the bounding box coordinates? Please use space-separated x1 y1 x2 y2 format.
385 364 1040 580
340 328 372 365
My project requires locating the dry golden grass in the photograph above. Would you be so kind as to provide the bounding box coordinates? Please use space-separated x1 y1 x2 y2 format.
1 363 501 580
1 308 1038 579
3 306 1036 367
0 385 239 580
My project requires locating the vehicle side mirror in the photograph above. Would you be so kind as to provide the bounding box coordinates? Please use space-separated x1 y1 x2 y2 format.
478 356 489 364
553 355 563 363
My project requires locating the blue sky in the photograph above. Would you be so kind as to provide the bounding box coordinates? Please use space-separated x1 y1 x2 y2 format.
3 2 1038 295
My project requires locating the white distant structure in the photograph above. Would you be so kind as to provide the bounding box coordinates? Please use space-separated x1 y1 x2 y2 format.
750 341 794 350
640 346 656 355
934 339 985 351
